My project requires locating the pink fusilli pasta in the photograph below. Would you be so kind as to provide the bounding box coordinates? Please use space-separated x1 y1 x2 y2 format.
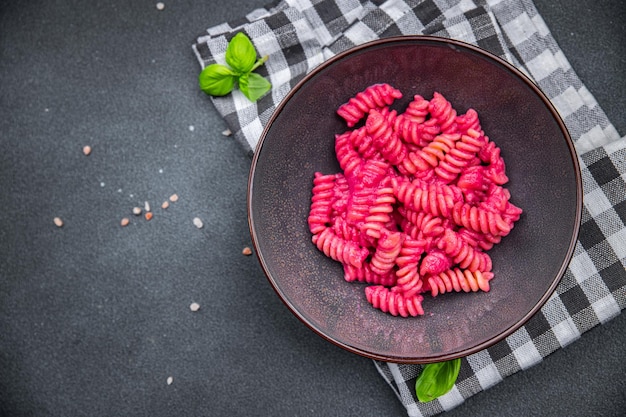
312 227 369 268
401 133 460 175
455 108 482 134
343 263 397 286
395 116 441 149
360 184 396 239
336 83 403 127
393 177 458 218
426 268 494 297
394 236 427 297
403 95 430 123
370 229 404 275
366 109 407 165
308 87 522 318
365 285 425 317
429 92 457 133
437 228 493 272
307 173 337 235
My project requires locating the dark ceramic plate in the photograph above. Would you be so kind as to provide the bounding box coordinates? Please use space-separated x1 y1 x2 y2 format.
248 36 582 364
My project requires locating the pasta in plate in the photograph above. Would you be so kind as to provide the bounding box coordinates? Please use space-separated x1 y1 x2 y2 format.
308 84 522 317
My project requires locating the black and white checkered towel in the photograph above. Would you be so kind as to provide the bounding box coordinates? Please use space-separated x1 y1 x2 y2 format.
193 0 626 415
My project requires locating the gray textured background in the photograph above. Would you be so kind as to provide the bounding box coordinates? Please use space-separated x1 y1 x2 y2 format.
0 1 624 416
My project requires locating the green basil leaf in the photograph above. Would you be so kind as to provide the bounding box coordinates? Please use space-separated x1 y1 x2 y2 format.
238 72 271 102
415 358 461 403
225 32 257 74
198 64 236 97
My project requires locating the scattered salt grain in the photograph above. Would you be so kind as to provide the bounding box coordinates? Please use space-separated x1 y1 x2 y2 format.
121 218 130 227
144 201 150 212
190 302 200 312
189 125 195 132
132 207 142 216
161 201 169 209
193 217 204 229
100 182 105 187
169 194 179 202
156 2 165 10
221 129 232 137
242 247 252 256
166 376 173 385
54 217 64 227
82 145 92 156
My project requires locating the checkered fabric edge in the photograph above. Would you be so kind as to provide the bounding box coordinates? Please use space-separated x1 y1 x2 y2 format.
192 0 626 415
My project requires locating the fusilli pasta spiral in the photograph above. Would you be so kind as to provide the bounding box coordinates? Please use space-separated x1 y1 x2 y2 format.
366 109 407 165
307 172 336 234
426 268 494 297
312 227 369 268
394 236 426 297
370 229 404 275
437 228 492 272
429 92 457 133
343 263 397 287
336 83 403 127
365 285 425 317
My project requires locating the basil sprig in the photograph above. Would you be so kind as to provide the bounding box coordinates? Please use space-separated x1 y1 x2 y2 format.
198 32 271 102
415 358 461 403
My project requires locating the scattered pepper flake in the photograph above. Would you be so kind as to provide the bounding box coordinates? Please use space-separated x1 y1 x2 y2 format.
190 302 200 312
242 247 252 256
156 2 165 10
121 218 130 227
193 217 203 229
54 217 64 227
169 194 179 202
132 207 142 216
82 145 92 156
145 212 153 221
166 376 173 385
161 201 169 209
